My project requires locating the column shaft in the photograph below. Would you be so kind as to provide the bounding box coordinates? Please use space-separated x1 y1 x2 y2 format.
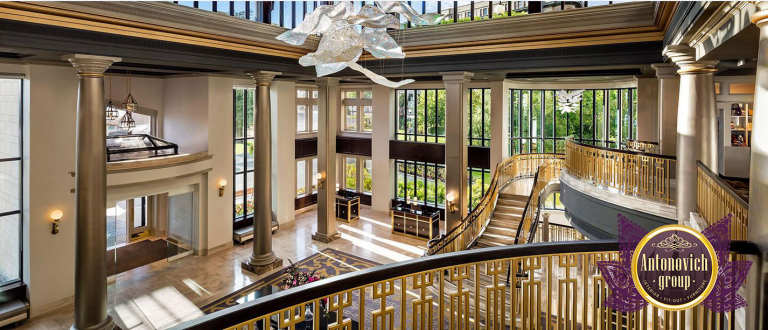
313 78 341 243
489 79 510 170
750 4 768 249
63 54 120 330
652 63 680 156
270 80 297 224
371 85 395 212
442 72 473 232
244 70 282 274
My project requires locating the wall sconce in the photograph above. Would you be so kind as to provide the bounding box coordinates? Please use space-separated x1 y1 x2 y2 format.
51 210 63 235
446 193 456 214
315 173 325 189
218 179 227 197
335 183 340 192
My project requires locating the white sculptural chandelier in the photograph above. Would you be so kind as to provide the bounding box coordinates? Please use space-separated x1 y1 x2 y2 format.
557 89 585 114
276 1 447 88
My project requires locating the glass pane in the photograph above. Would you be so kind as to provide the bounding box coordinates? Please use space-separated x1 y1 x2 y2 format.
416 90 425 136
363 90 373 99
297 105 307 132
397 91 406 139
132 197 145 229
312 158 318 193
426 90 436 143
345 91 358 99
0 160 20 214
437 90 446 141
363 106 373 132
582 90 594 141
595 90 605 141
233 0 246 18
167 192 194 261
198 1 213 11
235 140 244 173
247 171 254 217
297 89 308 99
363 159 372 193
217 1 231 14
297 160 306 196
235 173 244 218
312 90 318 99
396 162 405 199
406 90 415 139
345 106 358 131
246 89 255 138
345 157 357 190
235 89 245 139
246 139 254 171
0 214 20 285
312 105 318 132
437 166 446 206
0 79 21 158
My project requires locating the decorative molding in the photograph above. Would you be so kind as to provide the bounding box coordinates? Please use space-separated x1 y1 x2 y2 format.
106 152 212 173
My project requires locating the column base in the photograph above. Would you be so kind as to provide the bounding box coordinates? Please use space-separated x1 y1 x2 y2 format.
241 257 283 275
70 316 115 330
312 232 340 243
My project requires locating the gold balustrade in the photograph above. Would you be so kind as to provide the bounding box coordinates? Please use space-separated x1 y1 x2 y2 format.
697 161 749 241
533 222 587 243
178 241 759 330
426 153 564 256
565 139 676 205
515 159 564 244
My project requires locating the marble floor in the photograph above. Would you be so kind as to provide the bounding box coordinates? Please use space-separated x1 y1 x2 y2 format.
14 206 428 330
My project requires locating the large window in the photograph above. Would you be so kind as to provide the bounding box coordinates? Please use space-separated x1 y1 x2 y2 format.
296 157 319 198
468 88 491 146
509 88 637 155
106 109 156 136
296 88 318 133
341 156 372 194
0 78 21 286
234 88 255 222
468 167 491 211
395 160 446 207
344 157 357 190
395 89 446 142
341 89 372 133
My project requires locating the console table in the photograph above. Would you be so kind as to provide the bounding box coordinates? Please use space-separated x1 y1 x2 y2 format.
336 191 360 223
390 204 440 241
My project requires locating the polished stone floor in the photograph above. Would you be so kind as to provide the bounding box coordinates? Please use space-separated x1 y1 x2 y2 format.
16 206 429 330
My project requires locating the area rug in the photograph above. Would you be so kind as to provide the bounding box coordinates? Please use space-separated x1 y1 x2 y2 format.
201 248 381 314
106 239 168 276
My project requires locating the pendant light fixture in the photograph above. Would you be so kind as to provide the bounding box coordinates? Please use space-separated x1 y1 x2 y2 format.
119 72 137 131
105 72 119 121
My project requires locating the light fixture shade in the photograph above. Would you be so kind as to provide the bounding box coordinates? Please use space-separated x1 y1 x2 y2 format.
219 179 228 187
118 112 136 130
122 93 138 113
50 210 63 220
105 100 119 121
446 192 455 203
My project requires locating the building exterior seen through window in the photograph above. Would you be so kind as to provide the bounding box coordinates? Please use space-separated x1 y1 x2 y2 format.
341 89 373 133
509 88 638 155
468 167 491 211
233 88 256 222
0 78 21 287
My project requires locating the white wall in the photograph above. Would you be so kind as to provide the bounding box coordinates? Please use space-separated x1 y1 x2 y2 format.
163 76 210 153
105 75 164 136
205 75 234 250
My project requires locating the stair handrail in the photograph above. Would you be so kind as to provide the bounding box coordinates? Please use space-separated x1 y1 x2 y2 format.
514 158 564 244
425 153 562 256
696 160 749 240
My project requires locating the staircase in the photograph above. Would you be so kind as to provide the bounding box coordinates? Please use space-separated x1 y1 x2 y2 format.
473 193 528 248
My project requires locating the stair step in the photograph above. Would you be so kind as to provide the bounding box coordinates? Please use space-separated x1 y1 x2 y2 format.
487 220 519 230
498 194 529 202
491 213 522 222
484 226 517 236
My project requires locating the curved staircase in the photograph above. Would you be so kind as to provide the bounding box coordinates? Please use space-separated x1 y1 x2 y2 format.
473 193 527 248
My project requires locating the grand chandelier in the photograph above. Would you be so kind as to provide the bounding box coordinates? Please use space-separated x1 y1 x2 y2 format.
276 1 447 88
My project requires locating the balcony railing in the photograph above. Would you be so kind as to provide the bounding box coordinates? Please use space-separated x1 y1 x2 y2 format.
624 139 660 154
170 1 622 29
565 139 676 205
174 240 759 330
426 153 563 256
515 158 564 244
697 161 749 241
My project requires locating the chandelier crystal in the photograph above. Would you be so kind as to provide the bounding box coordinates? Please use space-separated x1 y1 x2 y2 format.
276 1 448 88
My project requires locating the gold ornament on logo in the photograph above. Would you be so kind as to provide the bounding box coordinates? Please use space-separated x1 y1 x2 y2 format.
651 233 697 252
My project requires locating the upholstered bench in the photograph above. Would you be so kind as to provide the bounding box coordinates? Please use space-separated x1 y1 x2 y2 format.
233 220 280 244
0 299 29 328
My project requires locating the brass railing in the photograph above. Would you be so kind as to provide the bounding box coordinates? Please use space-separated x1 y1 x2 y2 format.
515 159 564 244
565 139 676 204
533 222 587 243
425 153 564 256
624 139 660 154
697 161 749 240
175 241 759 330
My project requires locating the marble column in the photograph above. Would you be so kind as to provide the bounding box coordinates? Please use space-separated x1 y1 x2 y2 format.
663 45 718 222
489 77 511 171
651 63 680 156
62 54 120 330
242 70 283 274
313 77 341 243
750 2 768 252
371 84 395 213
442 71 473 232
270 79 297 225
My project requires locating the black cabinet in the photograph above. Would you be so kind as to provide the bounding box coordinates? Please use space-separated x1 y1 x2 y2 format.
391 206 440 241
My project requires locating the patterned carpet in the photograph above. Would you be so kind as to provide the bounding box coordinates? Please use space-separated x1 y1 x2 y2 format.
201 248 380 314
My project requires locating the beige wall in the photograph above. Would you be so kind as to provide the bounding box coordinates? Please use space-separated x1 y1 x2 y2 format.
205 75 234 250
163 76 210 153
105 75 165 136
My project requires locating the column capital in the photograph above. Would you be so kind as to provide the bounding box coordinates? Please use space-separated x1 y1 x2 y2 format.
751 1 768 27
440 71 474 84
314 77 340 87
651 63 679 79
247 70 281 86
61 54 121 76
662 45 718 75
